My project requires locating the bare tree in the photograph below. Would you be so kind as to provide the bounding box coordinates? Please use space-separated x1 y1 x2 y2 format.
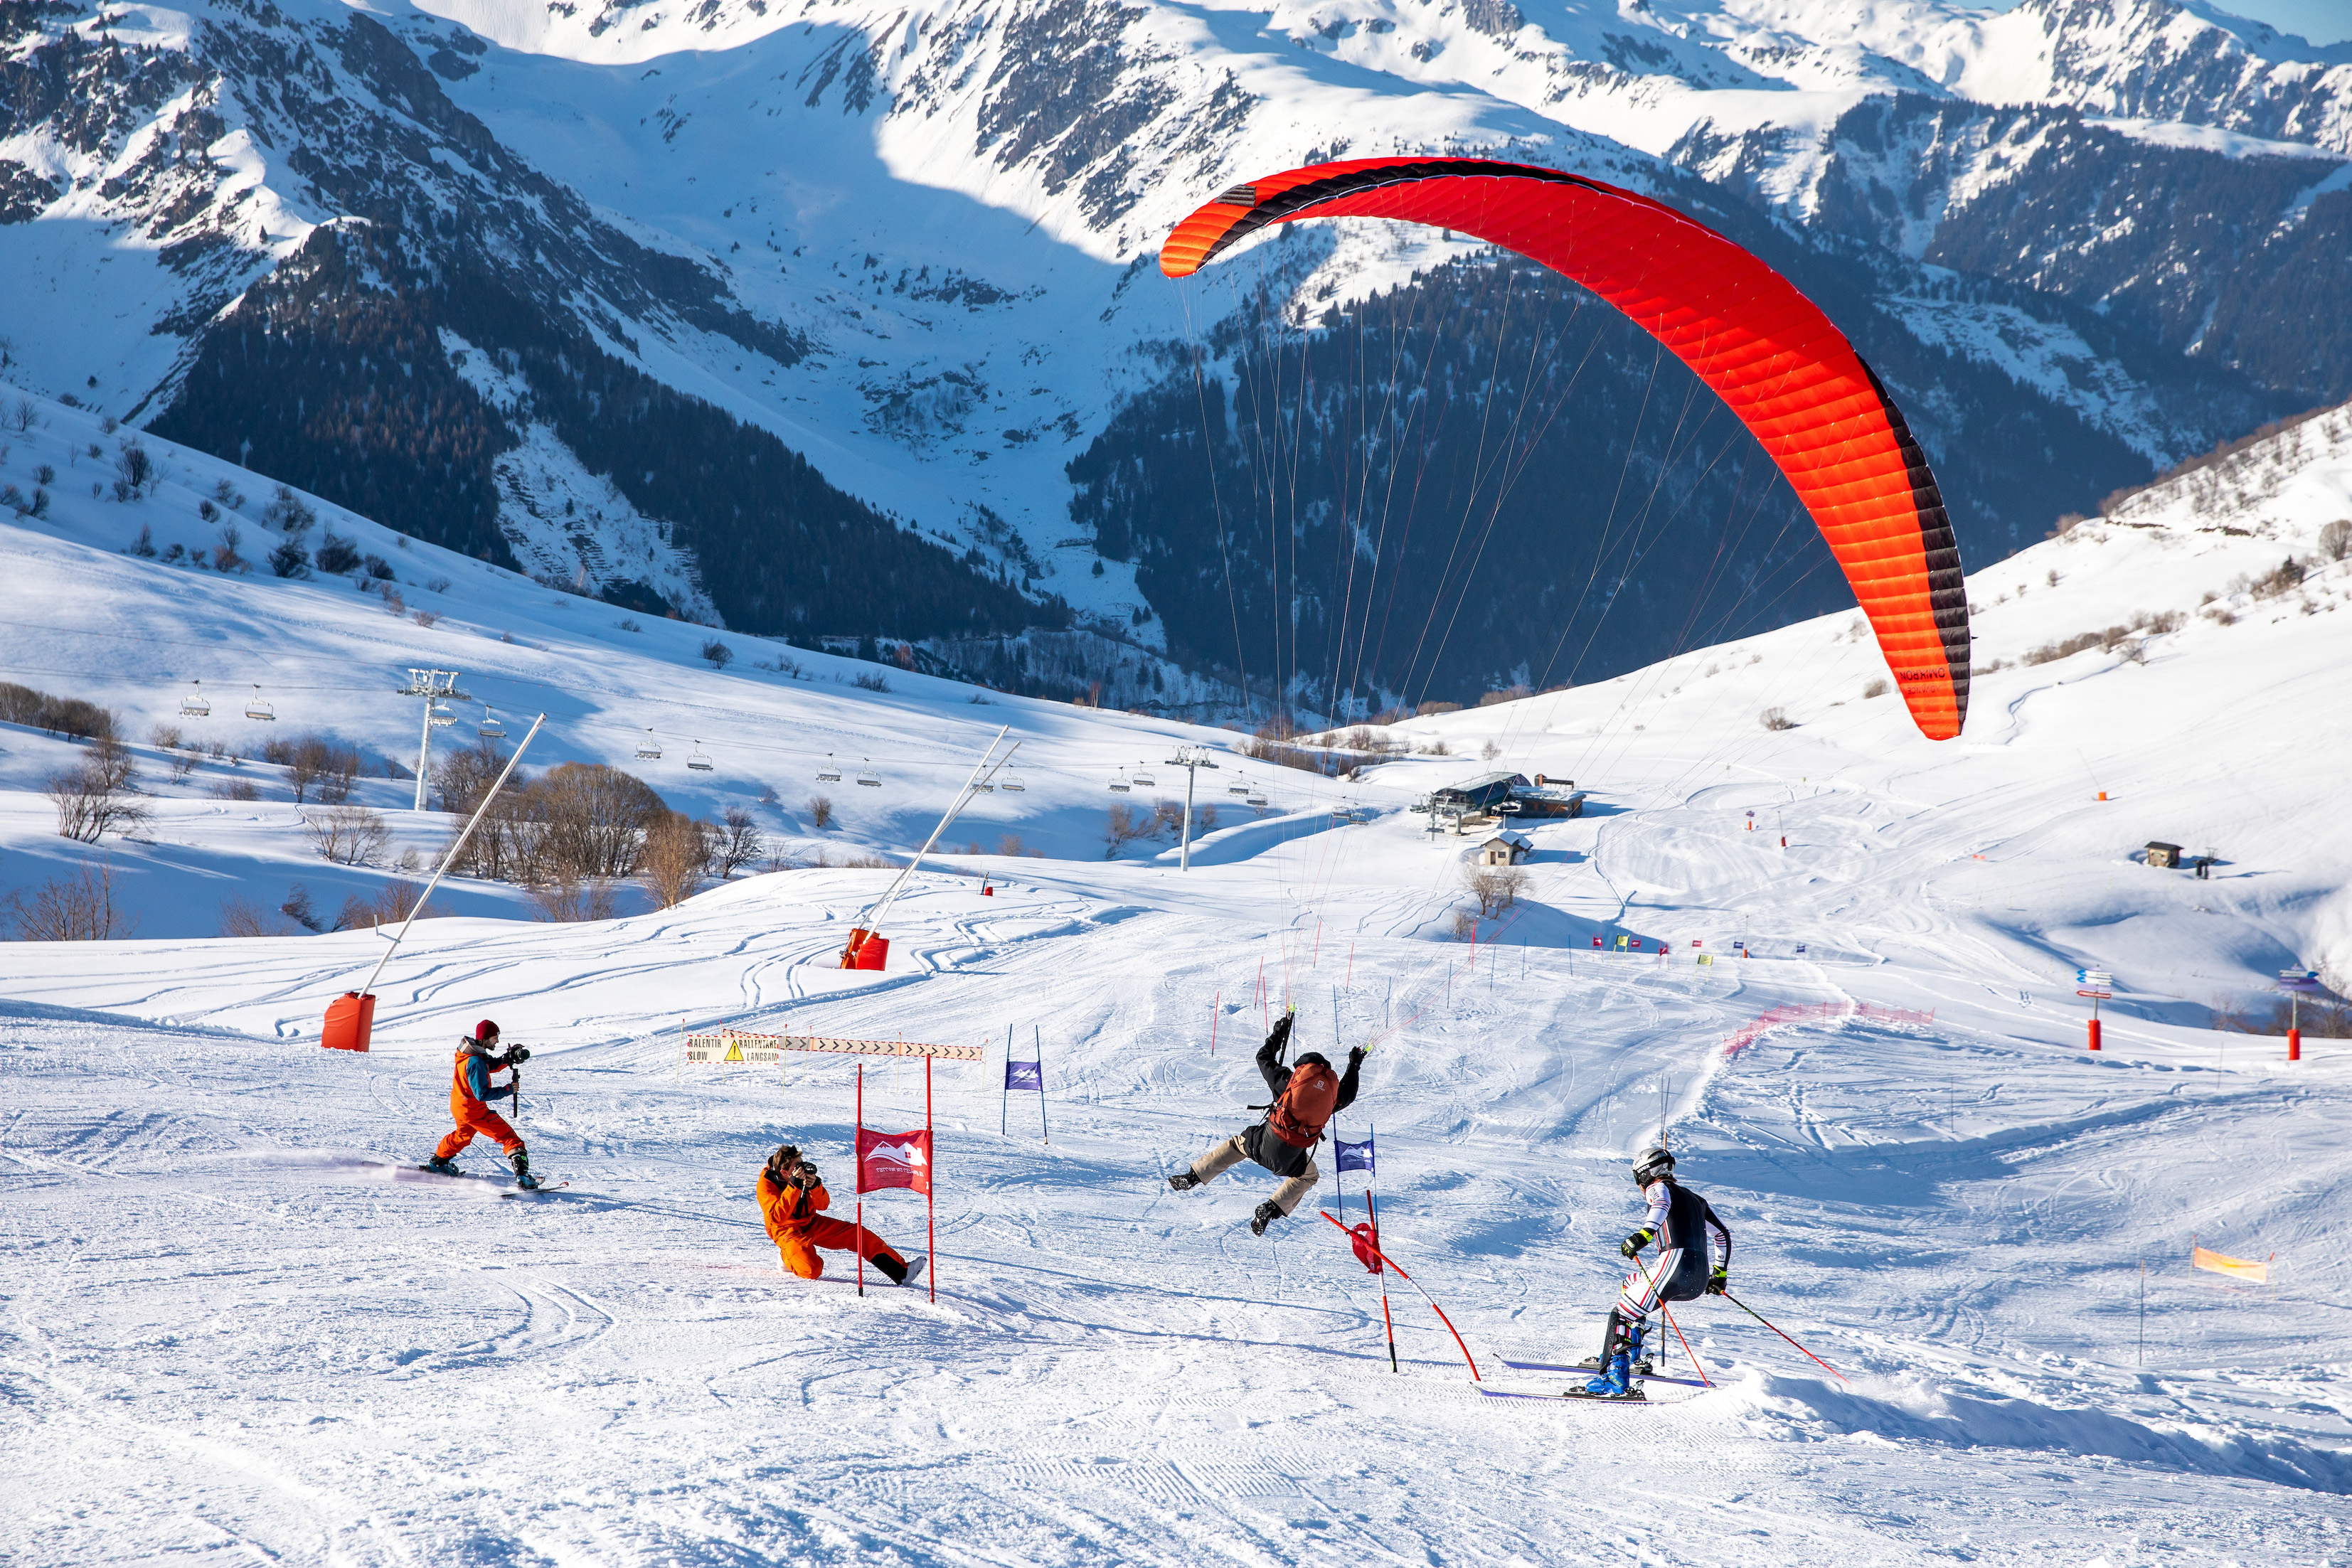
809 794 835 829
528 877 620 922
1759 707 1795 731
701 638 735 670
641 812 709 909
713 805 765 878
218 895 293 938
1103 801 1157 858
47 740 151 843
307 804 392 866
5 862 137 939
2321 518 2352 564
1463 863 1530 918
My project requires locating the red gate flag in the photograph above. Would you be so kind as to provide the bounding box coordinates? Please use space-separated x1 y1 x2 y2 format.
856 1127 932 1195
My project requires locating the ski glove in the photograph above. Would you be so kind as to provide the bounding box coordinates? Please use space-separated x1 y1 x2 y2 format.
1706 1266 1728 1296
1620 1227 1654 1259
1346 1046 1366 1067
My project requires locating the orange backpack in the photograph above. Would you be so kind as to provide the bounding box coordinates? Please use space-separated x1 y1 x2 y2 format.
1268 1061 1340 1149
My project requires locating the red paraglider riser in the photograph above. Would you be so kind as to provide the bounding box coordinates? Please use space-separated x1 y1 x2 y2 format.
1161 157 1969 741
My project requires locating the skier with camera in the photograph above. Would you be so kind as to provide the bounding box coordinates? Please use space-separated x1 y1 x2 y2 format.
422 1019 541 1190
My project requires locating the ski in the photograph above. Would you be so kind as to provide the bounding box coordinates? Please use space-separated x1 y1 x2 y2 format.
413 1164 570 1195
1481 1387 1648 1404
1497 1358 1708 1388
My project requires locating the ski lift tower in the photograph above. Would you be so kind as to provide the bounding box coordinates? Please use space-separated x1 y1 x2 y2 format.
1164 745 1220 870
399 668 469 811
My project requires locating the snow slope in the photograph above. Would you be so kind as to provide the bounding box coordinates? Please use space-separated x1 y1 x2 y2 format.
4 393 2352 1562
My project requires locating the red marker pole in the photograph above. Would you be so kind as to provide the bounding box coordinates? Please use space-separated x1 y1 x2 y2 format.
855 1063 865 1298
925 1055 936 1303
1369 1190 1398 1373
2088 993 2101 1052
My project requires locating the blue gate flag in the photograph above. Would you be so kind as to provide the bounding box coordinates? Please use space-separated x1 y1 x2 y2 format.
1005 1059 1043 1092
1336 1133 1375 1174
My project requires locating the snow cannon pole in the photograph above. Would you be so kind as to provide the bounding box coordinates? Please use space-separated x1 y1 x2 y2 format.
1720 1290 1848 1385
356 712 547 1003
844 727 1014 964
1320 1210 1479 1381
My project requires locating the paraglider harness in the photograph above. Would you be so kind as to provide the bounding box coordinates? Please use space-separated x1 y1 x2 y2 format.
1242 1013 1351 1173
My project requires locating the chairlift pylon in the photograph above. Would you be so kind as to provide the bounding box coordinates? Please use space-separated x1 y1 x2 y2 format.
478 704 506 740
636 728 663 762
817 754 842 783
856 759 881 788
179 680 211 720
244 683 275 722
687 740 714 773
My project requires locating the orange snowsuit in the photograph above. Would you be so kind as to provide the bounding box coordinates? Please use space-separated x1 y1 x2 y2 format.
433 1045 524 1163
756 1171 904 1281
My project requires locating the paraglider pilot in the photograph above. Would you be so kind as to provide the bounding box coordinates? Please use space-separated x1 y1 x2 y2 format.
1580 1146 1730 1399
1168 1011 1363 1236
757 1143 913 1285
424 1020 539 1190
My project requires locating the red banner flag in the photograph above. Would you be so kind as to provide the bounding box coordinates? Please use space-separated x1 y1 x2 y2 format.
856 1127 932 1195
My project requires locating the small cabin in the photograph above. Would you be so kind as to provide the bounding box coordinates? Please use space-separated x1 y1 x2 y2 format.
1473 832 1532 867
2145 841 2183 869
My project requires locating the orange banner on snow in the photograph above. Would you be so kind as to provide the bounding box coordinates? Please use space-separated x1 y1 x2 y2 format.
2192 1246 2269 1284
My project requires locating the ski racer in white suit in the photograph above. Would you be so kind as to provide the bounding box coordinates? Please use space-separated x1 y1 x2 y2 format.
1585 1146 1730 1398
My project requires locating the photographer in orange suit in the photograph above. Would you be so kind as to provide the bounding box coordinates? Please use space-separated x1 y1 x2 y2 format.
756 1143 913 1285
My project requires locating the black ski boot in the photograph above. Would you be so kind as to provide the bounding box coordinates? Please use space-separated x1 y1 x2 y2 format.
510 1149 541 1191
871 1252 910 1286
1250 1200 1283 1237
1168 1170 1202 1192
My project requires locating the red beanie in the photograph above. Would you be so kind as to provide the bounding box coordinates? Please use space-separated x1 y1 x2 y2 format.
477 1019 501 1040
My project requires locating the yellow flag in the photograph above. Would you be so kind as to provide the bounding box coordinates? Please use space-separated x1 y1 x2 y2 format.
2192 1245 2267 1284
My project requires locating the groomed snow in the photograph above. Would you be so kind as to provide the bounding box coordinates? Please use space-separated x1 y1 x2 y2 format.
4 389 2351 1562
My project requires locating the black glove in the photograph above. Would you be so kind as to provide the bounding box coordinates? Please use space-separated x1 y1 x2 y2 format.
1620 1227 1654 1259
1347 1046 1366 1068
794 1163 821 1190
1706 1266 1728 1296
1267 1013 1293 1049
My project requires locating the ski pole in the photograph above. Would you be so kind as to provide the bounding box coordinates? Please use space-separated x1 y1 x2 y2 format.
1627 1248 1711 1387
1720 1289 1848 1384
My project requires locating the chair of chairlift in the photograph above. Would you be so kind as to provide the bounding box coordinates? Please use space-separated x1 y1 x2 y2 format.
636 729 663 762
1132 768 1156 788
817 754 843 783
856 760 881 787
479 705 506 740
687 741 714 773
1109 769 1131 794
430 703 458 730
180 681 211 720
999 772 1026 793
1228 781 1251 796
1247 792 1269 809
244 684 275 721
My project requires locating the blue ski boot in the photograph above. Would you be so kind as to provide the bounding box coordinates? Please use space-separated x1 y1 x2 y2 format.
422 1156 459 1175
1581 1349 1632 1397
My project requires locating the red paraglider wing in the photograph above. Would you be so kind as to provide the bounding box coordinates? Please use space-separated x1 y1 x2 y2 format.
1160 158 1969 740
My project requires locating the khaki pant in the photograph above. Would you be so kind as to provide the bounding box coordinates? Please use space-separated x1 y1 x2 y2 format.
1189 1133 1320 1217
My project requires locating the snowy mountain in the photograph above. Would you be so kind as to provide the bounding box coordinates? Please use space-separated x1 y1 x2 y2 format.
1 0 2347 705
4 363 2352 1559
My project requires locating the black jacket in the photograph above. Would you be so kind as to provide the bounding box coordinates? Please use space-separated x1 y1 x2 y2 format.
1241 1017 1363 1178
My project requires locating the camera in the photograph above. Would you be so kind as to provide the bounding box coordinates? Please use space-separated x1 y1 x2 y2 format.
793 1163 821 1190
501 1045 531 1066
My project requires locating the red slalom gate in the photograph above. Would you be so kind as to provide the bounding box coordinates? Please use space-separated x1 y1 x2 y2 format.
1321 1211 1480 1380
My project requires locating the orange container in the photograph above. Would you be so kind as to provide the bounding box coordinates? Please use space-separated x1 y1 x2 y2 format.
842 929 890 971
324 991 376 1052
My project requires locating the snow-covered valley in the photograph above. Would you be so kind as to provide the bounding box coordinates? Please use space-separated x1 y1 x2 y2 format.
4 376 2352 1561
